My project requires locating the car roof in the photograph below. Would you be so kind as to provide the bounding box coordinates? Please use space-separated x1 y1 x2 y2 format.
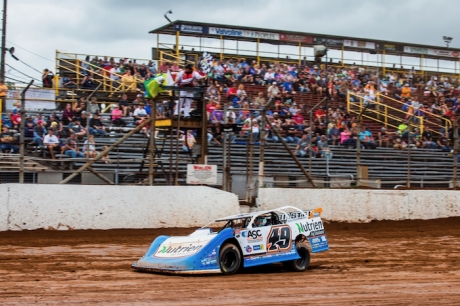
214 206 308 222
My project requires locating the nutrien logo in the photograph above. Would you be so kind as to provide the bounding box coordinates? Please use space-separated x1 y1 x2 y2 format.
295 220 324 233
154 242 205 258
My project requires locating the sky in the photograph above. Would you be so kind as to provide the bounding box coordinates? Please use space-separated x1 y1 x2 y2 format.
4 0 460 85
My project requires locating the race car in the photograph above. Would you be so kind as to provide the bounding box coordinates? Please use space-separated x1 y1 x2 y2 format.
132 205 329 275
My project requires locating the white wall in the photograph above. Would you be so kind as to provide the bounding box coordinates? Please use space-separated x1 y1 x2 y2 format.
258 189 460 222
0 184 239 231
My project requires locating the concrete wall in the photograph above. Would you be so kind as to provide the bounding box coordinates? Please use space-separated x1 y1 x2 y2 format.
258 189 460 222
0 184 239 231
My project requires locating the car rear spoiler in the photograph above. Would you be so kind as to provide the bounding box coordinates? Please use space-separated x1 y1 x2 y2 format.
278 207 323 221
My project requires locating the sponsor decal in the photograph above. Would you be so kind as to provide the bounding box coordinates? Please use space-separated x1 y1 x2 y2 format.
245 230 263 243
154 242 206 258
279 210 311 221
295 219 325 236
253 244 264 251
233 229 242 238
309 235 329 253
246 245 253 253
379 43 403 52
210 27 244 37
313 37 343 46
404 46 429 54
280 34 312 43
174 24 208 34
209 27 279 40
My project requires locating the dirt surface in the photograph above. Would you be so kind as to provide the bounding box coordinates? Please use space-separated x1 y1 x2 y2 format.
1 218 460 305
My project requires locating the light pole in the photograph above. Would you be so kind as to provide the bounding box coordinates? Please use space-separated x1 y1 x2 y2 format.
164 10 173 23
443 36 453 48
314 43 328 123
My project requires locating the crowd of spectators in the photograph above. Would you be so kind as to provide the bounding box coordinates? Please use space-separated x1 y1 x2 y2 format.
198 56 460 158
3 53 460 161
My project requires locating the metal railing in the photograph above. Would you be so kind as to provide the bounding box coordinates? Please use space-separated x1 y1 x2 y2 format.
347 91 451 135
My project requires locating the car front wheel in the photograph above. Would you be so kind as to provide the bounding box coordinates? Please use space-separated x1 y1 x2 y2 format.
219 243 241 275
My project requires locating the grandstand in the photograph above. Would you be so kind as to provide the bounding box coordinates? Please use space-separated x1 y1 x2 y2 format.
0 20 459 195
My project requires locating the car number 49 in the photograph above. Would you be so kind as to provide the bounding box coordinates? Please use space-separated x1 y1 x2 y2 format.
267 225 291 252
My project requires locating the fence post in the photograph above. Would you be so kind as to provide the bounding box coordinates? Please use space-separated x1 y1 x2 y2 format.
453 120 459 188
19 80 34 184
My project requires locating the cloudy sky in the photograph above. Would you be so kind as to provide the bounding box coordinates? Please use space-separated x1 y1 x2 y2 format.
5 0 459 84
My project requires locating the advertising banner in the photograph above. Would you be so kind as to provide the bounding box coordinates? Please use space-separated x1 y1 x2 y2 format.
209 27 279 40
404 46 460 58
280 34 312 43
174 24 209 34
186 164 217 185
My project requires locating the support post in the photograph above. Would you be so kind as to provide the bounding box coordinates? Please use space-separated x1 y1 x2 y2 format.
453 120 459 188
19 80 34 184
257 38 260 65
176 31 180 65
382 50 386 75
263 113 317 188
298 42 301 66
0 0 7 83
59 117 153 184
220 35 223 61
222 105 228 191
148 100 157 186
258 108 266 189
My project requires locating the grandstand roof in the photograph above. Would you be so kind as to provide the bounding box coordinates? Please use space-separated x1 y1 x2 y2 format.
150 20 460 61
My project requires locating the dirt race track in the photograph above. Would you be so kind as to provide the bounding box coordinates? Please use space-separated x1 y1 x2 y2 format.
1 218 460 305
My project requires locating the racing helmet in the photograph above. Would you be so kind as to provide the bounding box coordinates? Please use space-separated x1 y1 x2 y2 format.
255 216 267 227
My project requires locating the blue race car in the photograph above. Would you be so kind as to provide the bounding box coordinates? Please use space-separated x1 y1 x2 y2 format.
132 206 329 275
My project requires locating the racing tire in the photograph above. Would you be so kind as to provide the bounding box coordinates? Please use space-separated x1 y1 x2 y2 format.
219 243 241 275
283 242 310 272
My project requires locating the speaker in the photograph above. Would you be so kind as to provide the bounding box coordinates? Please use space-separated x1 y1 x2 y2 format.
314 45 327 57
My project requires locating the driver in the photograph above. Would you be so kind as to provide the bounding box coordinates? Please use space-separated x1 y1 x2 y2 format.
254 216 267 228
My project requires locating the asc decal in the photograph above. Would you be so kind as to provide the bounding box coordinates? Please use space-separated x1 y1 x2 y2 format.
243 230 263 243
154 242 206 258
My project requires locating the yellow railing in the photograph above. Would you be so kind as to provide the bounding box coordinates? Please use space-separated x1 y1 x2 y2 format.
57 51 154 96
347 92 451 136
347 91 423 132
376 92 451 133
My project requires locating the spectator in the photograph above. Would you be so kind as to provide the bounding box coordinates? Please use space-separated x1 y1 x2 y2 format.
62 103 75 125
378 127 391 148
83 134 97 158
89 113 106 137
42 69 54 88
62 76 77 89
295 134 315 158
267 82 279 98
181 130 196 152
68 118 87 138
156 102 166 119
119 93 131 117
0 126 18 153
401 83 412 99
89 97 100 114
133 103 148 124
81 75 96 89
317 135 332 158
79 111 89 128
64 132 85 158
437 133 452 153
43 128 60 159
73 98 86 117
33 120 47 147
421 126 436 149
111 105 126 127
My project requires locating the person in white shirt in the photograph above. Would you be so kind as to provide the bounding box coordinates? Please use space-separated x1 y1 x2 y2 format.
43 129 60 159
174 64 203 117
264 69 275 84
267 82 279 98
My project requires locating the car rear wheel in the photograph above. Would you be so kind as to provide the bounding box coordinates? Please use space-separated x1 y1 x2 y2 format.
283 242 310 272
219 243 241 275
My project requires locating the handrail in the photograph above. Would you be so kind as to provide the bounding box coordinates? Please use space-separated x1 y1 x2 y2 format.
376 92 452 130
347 91 424 132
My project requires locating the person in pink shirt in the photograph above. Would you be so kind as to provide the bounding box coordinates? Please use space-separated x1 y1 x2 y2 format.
111 105 125 127
340 127 351 145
